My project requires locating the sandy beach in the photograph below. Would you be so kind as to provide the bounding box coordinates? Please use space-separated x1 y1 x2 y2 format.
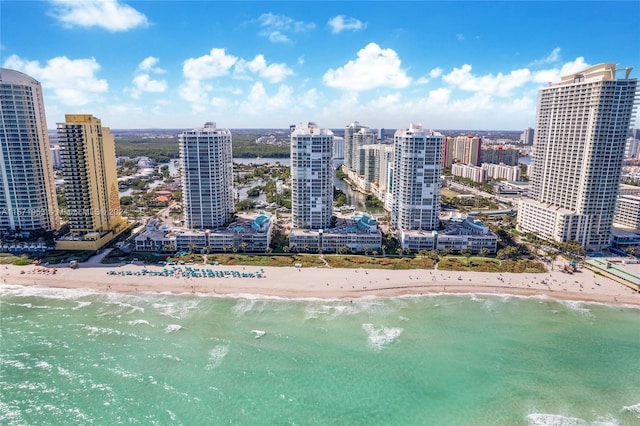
2 258 639 306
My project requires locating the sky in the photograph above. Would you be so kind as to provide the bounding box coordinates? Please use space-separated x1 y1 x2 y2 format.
2 0 639 131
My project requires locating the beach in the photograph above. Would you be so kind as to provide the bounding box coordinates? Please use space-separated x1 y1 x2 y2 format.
2 258 639 305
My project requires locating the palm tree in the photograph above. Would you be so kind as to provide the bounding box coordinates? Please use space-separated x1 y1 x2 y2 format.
479 247 489 258
283 245 291 253
240 242 249 253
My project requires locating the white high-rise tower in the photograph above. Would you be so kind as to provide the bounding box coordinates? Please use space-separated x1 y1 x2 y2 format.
0 68 60 232
291 122 334 230
518 63 638 249
391 123 443 232
180 122 234 229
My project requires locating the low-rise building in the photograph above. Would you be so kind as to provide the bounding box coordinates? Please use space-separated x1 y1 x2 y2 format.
289 214 382 253
134 214 273 253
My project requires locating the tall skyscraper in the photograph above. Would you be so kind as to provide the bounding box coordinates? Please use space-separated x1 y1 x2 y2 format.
0 68 60 232
442 135 482 167
522 127 535 145
344 121 367 171
518 63 638 249
353 128 378 175
180 122 234 229
57 114 123 235
291 122 334 229
391 123 443 232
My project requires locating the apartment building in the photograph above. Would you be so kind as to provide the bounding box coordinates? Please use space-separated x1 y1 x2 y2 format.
0 68 59 233
180 122 234 229
518 63 638 249
290 122 334 230
56 114 128 250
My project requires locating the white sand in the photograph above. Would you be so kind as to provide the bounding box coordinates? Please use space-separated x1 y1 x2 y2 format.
2 259 639 306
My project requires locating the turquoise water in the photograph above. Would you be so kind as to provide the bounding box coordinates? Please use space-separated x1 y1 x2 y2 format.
1 285 639 425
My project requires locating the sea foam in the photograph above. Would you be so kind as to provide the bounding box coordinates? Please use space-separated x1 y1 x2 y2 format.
206 344 230 370
362 324 403 350
622 402 640 418
526 413 588 426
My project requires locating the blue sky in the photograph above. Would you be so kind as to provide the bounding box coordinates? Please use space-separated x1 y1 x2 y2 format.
2 1 639 130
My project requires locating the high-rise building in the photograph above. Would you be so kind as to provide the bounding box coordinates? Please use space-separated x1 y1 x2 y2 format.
290 122 334 229
57 114 124 235
0 68 60 232
353 128 377 175
521 127 535 145
442 135 482 167
391 123 443 232
344 121 367 171
180 122 234 229
518 63 638 249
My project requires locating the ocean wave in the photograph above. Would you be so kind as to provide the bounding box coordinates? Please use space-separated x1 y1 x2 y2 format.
165 324 183 334
526 413 588 426
152 300 199 319
83 326 139 339
72 301 92 310
128 319 150 326
35 360 52 371
251 330 266 339
103 299 145 315
206 344 229 370
0 284 97 300
555 300 595 319
108 366 144 382
161 354 182 362
362 324 403 350
0 400 25 425
622 402 640 418
232 299 266 317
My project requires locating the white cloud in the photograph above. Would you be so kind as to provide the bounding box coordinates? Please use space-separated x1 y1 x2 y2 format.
48 0 148 32
242 82 293 114
328 15 367 34
532 57 592 84
456 33 464 41
559 57 591 76
137 56 165 73
3 54 108 106
323 42 411 91
528 47 562 67
178 79 212 113
183 48 238 80
129 57 167 99
427 88 451 104
234 55 294 83
132 74 167 94
256 13 316 43
442 64 531 97
429 68 443 79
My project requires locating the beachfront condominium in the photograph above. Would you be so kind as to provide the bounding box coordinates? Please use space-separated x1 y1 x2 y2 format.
180 122 234 229
517 63 639 250
391 123 443 233
0 68 60 232
56 114 127 249
343 121 367 172
442 135 482 168
290 122 334 229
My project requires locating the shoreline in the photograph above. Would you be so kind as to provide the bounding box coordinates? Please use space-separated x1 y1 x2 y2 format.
2 261 639 306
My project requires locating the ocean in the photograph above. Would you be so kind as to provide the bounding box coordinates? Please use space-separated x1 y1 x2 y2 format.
1 285 639 425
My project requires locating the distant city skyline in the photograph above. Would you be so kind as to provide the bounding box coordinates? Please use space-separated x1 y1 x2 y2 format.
2 1 639 130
